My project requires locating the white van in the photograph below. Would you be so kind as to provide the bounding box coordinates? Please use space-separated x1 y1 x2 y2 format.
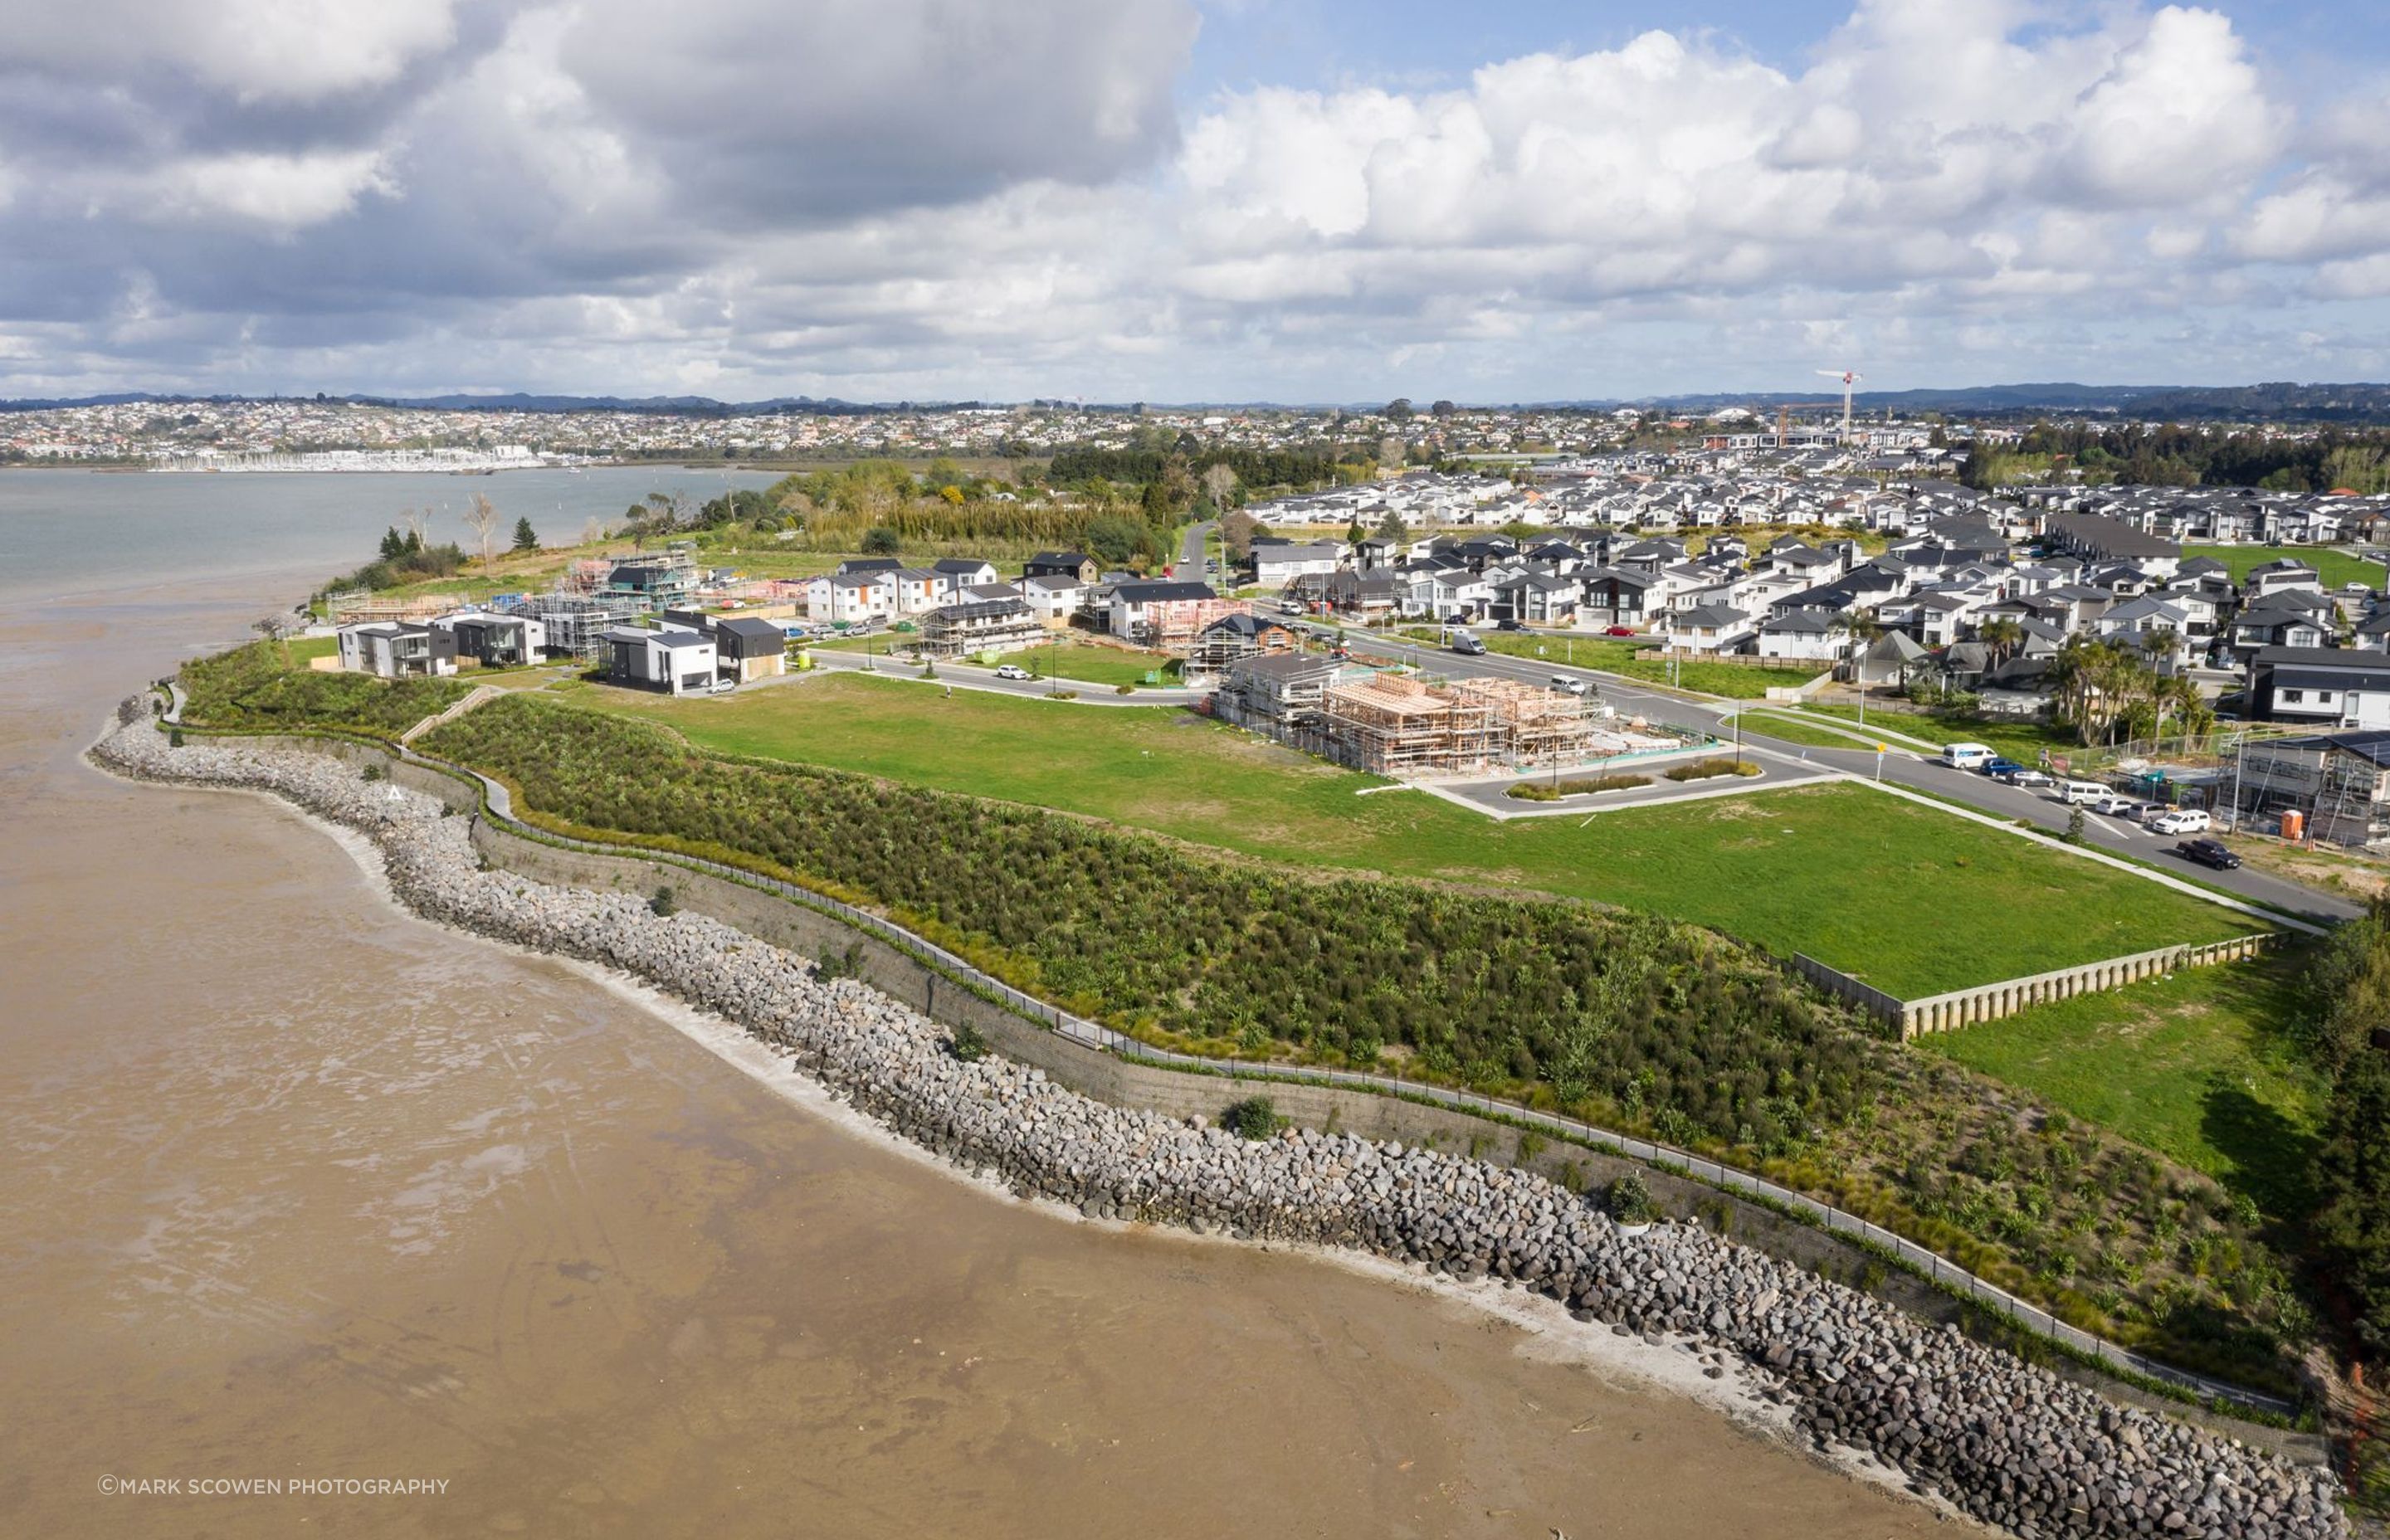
2059 780 2108 805
1940 742 1994 770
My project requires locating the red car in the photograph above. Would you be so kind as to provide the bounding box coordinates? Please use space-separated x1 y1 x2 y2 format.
1605 626 1637 636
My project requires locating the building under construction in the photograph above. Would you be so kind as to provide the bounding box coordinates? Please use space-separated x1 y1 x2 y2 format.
505 592 646 660
1216 657 1598 777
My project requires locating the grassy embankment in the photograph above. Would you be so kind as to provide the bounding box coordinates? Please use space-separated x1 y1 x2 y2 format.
1792 701 2080 766
586 673 2258 999
425 685 2311 1388
1923 953 2328 1223
809 634 1183 689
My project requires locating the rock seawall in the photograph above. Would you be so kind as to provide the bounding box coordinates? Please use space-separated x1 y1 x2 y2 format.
93 712 2346 1540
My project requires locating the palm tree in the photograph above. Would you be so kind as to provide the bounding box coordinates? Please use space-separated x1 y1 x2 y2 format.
1975 617 2026 671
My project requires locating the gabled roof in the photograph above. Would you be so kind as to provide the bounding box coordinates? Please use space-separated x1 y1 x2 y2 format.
1109 579 1217 602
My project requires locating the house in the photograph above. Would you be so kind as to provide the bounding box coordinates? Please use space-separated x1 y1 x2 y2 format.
890 568 948 615
805 570 896 626
432 611 545 668
1254 542 1346 587
918 597 1045 658
604 625 717 694
1187 612 1302 682
710 616 790 682
1853 627 1930 688
1019 573 1085 624
1489 571 1580 626
2039 513 2181 573
2245 558 2324 599
1656 602 1752 654
1754 612 1842 661
2247 646 2390 729
1106 578 1224 647
834 557 902 576
1574 568 1657 630
1024 551 1100 586
338 621 458 679
928 557 1001 593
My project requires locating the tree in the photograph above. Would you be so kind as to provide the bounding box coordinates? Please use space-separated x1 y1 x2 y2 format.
861 525 902 557
1384 398 1414 422
1375 508 1407 543
2314 1046 2390 1353
511 517 539 552
1220 509 1263 558
1199 462 1238 511
1431 399 1457 417
1346 514 1368 548
463 493 502 568
1378 435 1406 471
400 506 432 548
252 613 292 667
1083 514 1151 568
1975 617 2026 670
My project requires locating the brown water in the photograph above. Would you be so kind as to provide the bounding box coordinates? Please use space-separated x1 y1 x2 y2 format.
0 576 1970 1539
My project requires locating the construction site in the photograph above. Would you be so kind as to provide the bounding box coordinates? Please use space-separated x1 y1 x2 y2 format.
1215 656 1688 778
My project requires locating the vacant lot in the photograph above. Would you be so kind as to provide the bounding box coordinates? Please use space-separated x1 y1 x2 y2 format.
588 674 2259 996
2183 543 2381 592
1388 627 1822 699
1922 952 2328 1221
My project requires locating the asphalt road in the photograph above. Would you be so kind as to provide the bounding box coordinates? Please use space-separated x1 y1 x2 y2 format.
1320 621 2359 925
1176 519 1217 578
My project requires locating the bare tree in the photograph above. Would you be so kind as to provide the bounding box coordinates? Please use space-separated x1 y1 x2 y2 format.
400 506 432 546
1377 436 1406 472
1199 462 1237 510
463 493 502 568
252 613 292 667
581 514 608 547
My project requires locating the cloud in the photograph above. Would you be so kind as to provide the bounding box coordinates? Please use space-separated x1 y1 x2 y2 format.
0 0 2381 399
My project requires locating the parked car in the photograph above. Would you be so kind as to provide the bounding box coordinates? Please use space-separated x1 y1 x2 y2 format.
2058 780 2109 805
709 676 738 694
2000 768 2054 787
1979 757 2025 778
1940 742 1994 770
1495 617 1527 632
1604 626 1637 636
2148 809 2207 836
2087 792 2137 815
993 664 1032 680
2176 837 2241 870
1549 675 1588 696
2118 800 2167 823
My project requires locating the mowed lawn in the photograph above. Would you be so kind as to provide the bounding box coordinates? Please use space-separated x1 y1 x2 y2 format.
1921 952 2329 1219
585 673 2260 997
2183 543 2383 592
1392 627 1822 699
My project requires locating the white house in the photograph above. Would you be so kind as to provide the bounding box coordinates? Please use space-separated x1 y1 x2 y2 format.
604 625 718 694
1754 612 1843 661
1253 542 1346 587
1019 574 1085 623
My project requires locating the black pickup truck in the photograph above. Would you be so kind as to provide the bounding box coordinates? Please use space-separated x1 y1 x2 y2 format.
2175 838 2241 870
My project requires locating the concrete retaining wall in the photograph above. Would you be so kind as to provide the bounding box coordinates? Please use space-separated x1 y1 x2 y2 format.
1900 934 2279 1038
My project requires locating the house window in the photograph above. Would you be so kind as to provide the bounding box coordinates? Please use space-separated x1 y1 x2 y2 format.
2281 689 2305 704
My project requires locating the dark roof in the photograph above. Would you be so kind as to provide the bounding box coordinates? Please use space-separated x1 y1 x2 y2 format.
2275 665 2390 692
2041 512 2179 561
715 616 786 641
1200 612 1295 638
929 558 996 574
1109 579 1217 602
2255 645 2381 667
925 597 1034 623
1025 551 1093 568
2267 729 2390 765
835 557 902 573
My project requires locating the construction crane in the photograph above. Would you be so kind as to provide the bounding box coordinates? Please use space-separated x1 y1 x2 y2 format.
1816 368 1864 444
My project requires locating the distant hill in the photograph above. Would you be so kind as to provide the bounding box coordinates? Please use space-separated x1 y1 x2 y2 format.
5 382 2388 421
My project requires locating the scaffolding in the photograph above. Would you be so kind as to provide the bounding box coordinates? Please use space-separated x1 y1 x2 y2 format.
326 590 451 624
1451 676 1597 765
1321 673 1499 776
511 592 644 659
1135 596 1255 652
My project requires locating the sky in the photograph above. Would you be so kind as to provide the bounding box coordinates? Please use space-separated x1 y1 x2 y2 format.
0 0 2387 402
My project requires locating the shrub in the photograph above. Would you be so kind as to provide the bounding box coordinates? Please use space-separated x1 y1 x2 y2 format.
1115 683 1136 694
1221 1095 1282 1140
1664 758 1760 782
2065 807 2089 845
168 729 184 748
361 762 385 782
949 1024 988 1063
1509 772 1651 802
1608 1172 1658 1225
650 885 678 917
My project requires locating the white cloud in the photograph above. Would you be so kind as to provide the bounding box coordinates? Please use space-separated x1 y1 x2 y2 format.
0 0 458 101
136 149 398 231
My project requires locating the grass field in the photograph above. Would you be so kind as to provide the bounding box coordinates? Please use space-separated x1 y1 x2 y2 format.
2183 543 2383 592
1735 710 1888 751
1390 627 1823 699
586 673 2260 996
810 636 1183 688
1797 701 2078 765
1922 953 2328 1220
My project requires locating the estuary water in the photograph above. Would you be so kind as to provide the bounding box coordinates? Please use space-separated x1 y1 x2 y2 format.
0 471 1968 1538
